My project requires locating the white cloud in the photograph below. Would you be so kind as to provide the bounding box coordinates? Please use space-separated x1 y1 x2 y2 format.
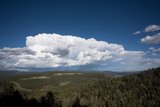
133 31 140 35
149 47 160 52
144 25 160 32
141 33 160 44
140 58 160 67
0 47 35 69
0 33 148 71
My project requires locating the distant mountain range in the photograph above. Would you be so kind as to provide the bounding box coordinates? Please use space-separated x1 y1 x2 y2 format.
0 69 136 79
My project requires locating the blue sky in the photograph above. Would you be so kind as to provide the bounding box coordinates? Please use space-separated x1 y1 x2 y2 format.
0 0 160 71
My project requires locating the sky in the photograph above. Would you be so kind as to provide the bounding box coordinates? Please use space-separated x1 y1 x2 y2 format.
0 0 160 71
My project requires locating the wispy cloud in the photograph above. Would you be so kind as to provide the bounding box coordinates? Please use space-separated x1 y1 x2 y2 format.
141 33 160 44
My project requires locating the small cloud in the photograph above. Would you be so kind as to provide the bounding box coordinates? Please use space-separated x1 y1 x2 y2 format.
133 31 140 35
144 25 160 33
149 47 160 52
141 33 160 44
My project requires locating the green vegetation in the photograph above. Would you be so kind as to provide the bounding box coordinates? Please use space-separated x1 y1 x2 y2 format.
0 67 160 107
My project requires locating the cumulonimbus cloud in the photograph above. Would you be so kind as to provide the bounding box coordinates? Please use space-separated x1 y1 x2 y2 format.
0 33 155 71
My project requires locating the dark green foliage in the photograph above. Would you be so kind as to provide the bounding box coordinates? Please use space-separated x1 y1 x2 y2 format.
40 91 62 107
75 67 160 106
71 97 81 107
0 85 62 107
0 84 25 107
71 97 88 107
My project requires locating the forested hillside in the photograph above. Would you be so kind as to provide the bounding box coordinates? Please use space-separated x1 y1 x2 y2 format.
75 67 160 106
0 67 160 107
